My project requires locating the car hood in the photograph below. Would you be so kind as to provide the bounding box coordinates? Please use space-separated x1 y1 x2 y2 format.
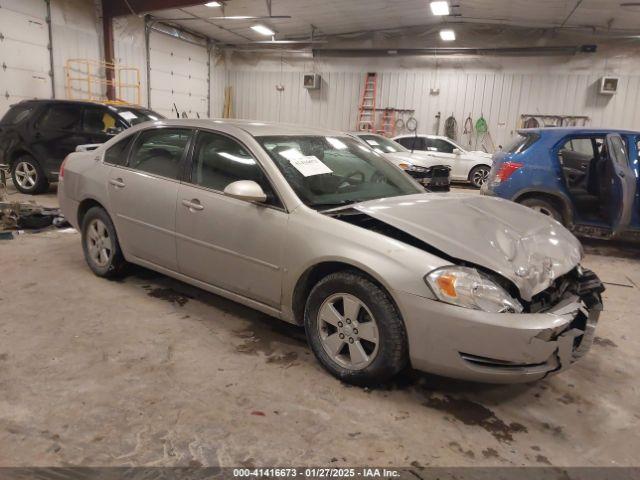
385 151 451 167
353 193 582 301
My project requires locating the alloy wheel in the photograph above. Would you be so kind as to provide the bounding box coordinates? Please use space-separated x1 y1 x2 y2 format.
86 219 113 267
317 293 379 370
14 161 38 190
472 167 490 187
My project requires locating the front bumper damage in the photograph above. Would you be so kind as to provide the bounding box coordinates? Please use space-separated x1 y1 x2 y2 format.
396 268 604 383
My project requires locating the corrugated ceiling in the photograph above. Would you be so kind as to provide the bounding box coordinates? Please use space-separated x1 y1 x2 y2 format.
149 0 640 44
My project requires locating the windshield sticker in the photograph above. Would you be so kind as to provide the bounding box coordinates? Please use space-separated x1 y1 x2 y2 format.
118 111 138 121
289 156 333 177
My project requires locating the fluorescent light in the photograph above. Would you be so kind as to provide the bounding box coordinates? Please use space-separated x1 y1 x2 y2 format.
251 24 275 36
430 1 450 15
204 2 222 7
440 29 455 41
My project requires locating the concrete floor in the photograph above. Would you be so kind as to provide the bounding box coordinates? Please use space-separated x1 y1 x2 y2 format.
1 182 639 468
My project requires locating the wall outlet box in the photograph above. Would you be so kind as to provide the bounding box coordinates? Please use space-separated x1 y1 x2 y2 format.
430 87 440 95
303 73 321 89
600 76 619 95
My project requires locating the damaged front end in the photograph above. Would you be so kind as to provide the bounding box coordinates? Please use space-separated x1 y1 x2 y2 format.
325 200 605 382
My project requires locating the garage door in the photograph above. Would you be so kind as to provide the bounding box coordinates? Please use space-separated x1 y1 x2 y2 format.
149 30 209 120
0 0 52 117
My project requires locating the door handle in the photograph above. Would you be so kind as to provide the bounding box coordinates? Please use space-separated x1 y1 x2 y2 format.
182 199 204 211
109 178 125 188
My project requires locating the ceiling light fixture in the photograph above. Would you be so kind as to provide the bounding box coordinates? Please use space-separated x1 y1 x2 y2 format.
440 29 455 41
430 1 450 16
251 24 275 35
204 1 222 6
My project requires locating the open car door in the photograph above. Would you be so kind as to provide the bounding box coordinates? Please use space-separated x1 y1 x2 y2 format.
604 134 637 236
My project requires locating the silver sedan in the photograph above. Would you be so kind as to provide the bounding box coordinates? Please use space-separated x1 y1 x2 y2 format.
58 119 604 385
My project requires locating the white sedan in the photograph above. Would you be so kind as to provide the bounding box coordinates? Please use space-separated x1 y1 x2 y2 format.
392 134 493 188
352 133 450 191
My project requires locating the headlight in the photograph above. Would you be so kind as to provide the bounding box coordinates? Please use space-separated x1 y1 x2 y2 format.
425 266 523 313
398 163 430 173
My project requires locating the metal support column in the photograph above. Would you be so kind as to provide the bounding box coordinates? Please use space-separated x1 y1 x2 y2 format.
145 15 152 109
206 40 212 118
45 0 55 98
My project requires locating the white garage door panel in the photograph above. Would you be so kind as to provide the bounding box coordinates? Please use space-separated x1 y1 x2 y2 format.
0 38 50 72
0 1 50 116
0 0 48 19
150 92 207 119
149 31 208 119
0 7 48 46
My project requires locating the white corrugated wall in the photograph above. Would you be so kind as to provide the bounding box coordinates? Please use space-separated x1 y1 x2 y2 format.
223 68 640 149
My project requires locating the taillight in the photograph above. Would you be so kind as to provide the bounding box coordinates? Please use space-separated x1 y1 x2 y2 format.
59 157 67 178
495 161 523 182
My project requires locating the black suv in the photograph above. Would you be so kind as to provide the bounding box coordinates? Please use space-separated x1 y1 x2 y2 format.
0 100 164 194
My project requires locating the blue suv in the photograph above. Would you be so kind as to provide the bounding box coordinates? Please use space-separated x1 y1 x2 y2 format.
482 128 639 240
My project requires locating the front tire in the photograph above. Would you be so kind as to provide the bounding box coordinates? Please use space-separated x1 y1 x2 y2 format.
304 271 408 386
468 164 491 188
81 207 128 278
12 155 49 194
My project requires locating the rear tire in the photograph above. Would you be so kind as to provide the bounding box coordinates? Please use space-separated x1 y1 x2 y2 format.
304 271 408 386
519 197 563 224
468 164 491 189
81 207 128 278
11 155 49 194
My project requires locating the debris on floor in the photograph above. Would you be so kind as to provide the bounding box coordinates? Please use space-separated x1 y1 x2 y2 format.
0 200 70 233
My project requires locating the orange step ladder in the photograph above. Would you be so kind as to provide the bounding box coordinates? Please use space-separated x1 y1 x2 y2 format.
357 72 377 132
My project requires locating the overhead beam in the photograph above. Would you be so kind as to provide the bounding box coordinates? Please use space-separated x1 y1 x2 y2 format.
104 0 206 18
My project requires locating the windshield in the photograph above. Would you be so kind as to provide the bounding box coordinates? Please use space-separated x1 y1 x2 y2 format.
357 134 408 154
113 107 164 126
256 135 422 209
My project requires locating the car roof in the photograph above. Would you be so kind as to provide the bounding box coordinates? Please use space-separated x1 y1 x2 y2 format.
520 127 640 136
17 99 151 111
135 118 348 137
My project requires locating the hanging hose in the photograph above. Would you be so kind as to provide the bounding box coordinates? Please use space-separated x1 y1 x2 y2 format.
444 115 457 141
475 115 489 151
463 114 473 147
406 116 418 132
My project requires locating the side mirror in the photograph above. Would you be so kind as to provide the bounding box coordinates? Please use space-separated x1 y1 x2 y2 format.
223 180 267 203
76 144 102 152
453 148 461 155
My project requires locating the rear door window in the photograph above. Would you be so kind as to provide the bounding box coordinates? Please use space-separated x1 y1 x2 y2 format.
561 138 594 156
104 134 136 166
38 104 82 131
128 128 193 179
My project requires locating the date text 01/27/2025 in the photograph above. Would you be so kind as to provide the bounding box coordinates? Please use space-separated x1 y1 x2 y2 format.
232 468 401 478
